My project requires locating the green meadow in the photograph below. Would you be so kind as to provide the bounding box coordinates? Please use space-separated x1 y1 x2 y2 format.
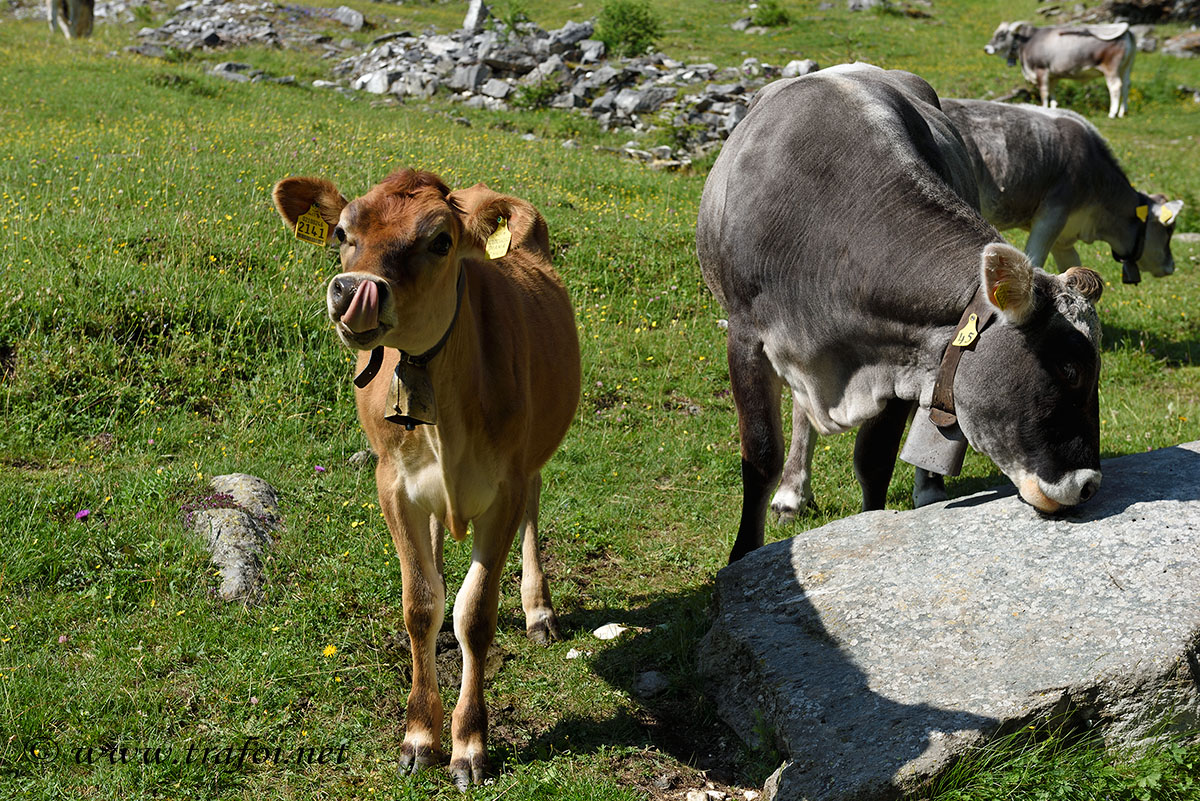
2 0 1200 798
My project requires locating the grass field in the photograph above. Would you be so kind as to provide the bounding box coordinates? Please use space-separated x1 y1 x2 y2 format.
3 0 1200 798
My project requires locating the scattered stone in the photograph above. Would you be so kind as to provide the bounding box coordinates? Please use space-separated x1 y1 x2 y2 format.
592 623 628 640
633 670 670 698
480 77 512 98
348 449 376 468
189 473 282 604
781 58 819 78
562 138 580 149
462 0 489 33
700 442 1200 801
331 5 364 32
1163 30 1200 58
565 647 584 659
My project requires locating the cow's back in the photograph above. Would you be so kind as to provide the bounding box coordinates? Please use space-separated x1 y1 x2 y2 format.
943 99 1120 230
699 67 991 333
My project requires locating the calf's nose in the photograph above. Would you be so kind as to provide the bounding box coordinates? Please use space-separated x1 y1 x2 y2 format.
328 275 358 317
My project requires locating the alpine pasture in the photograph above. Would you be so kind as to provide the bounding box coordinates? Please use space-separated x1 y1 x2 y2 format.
2 0 1200 799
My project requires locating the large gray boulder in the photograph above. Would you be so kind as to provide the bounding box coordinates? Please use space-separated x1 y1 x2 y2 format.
700 442 1200 801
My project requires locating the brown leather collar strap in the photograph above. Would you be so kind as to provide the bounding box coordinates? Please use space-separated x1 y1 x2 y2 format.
929 288 996 429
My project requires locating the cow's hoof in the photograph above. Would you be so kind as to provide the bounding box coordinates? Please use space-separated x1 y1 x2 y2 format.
770 486 812 524
398 742 443 774
526 612 562 645
450 754 486 790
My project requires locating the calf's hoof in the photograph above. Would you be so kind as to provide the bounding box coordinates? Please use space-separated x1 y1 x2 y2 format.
526 611 562 645
398 742 443 774
450 753 487 790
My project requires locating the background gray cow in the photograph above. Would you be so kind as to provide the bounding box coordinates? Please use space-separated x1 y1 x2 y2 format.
48 0 94 39
943 98 1183 284
698 64 1104 562
985 21 1135 118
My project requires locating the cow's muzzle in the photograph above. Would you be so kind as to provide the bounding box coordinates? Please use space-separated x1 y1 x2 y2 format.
328 275 389 335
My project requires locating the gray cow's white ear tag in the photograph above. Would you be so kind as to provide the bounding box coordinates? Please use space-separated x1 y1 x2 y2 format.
900 411 968 476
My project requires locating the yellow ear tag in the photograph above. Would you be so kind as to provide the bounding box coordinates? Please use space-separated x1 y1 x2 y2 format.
1135 205 1149 223
294 204 329 246
952 313 979 347
1159 206 1176 225
485 217 511 260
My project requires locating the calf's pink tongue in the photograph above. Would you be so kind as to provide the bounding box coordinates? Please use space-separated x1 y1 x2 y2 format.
342 281 379 333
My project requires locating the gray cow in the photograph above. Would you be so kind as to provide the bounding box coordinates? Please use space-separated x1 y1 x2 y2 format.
698 64 1104 562
985 22 1135 118
943 98 1183 284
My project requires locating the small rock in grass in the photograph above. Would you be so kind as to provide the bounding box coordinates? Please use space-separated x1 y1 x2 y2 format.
633 670 669 698
592 623 628 640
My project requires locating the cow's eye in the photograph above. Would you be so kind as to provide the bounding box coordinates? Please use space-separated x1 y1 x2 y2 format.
429 232 452 256
333 226 347 244
1057 362 1083 390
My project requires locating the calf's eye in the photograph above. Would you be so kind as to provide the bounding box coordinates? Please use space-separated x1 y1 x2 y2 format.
429 233 452 256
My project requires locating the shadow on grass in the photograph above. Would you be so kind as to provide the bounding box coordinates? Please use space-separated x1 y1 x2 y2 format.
503 578 998 795
1101 322 1200 368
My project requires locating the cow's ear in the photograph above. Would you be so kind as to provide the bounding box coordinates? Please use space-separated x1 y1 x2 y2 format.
1158 199 1184 226
272 177 348 245
981 243 1035 325
455 191 550 261
1014 22 1035 38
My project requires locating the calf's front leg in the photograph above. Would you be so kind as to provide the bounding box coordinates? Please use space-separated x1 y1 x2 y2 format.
449 488 524 789
378 467 448 773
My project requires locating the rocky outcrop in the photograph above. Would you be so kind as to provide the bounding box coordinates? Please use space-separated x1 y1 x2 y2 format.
700 442 1200 801
187 473 282 604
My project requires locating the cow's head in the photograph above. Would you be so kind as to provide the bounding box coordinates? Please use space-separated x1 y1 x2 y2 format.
272 169 514 357
953 243 1103 513
1134 194 1186 278
984 21 1033 64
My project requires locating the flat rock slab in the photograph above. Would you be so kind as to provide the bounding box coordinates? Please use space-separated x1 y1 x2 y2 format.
699 442 1200 801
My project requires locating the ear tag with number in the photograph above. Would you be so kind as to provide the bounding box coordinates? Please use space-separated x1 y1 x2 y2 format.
952 313 979 347
485 217 511 259
294 204 329 246
1135 205 1149 223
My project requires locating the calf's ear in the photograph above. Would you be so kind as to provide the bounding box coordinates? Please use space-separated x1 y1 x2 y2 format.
272 177 348 245
981 242 1035 325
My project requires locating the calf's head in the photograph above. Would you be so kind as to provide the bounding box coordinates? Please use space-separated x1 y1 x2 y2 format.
954 243 1103 513
272 169 506 356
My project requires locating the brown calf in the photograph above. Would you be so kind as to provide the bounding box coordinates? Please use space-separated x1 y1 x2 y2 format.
272 170 580 788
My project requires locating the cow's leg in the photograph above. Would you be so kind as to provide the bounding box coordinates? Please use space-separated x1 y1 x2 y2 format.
913 468 947 507
1050 243 1082 272
770 396 817 523
380 469 448 774
519 471 561 645
1119 59 1132 117
853 397 912 511
449 488 523 789
727 321 784 563
1024 205 1069 269
1105 70 1123 119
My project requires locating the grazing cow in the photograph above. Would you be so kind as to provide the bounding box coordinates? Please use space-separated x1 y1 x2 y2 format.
984 21 1136 118
698 65 1104 563
273 170 580 788
48 0 94 39
943 98 1183 284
